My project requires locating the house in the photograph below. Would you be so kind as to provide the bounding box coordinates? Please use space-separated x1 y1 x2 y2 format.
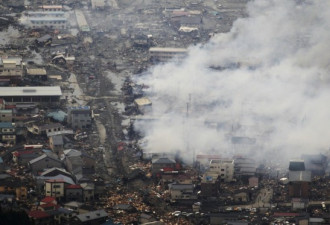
64 201 83 212
134 97 152 114
0 177 28 200
12 150 41 165
201 172 220 197
40 196 57 205
72 209 108 225
0 122 16 144
49 135 63 154
65 184 83 202
151 155 176 175
28 123 64 136
40 167 74 180
169 183 196 202
28 210 54 225
80 182 94 202
44 179 66 200
0 109 12 122
67 106 92 130
29 153 63 175
36 174 75 194
63 149 95 177
54 207 77 225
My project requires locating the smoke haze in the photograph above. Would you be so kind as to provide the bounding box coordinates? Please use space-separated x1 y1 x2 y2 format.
134 0 330 163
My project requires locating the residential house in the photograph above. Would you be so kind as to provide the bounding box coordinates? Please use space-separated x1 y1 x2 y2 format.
0 109 12 122
0 122 16 144
49 135 64 154
0 177 28 200
29 153 63 175
63 149 95 178
151 155 177 175
65 184 83 202
44 179 66 200
40 167 74 180
80 182 94 202
201 172 220 197
12 150 41 165
168 183 196 202
67 106 92 130
36 174 75 194
28 210 54 225
28 123 64 136
72 209 108 225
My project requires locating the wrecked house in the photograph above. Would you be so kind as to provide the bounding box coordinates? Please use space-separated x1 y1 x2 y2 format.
35 35 52 47
151 156 177 175
28 122 64 136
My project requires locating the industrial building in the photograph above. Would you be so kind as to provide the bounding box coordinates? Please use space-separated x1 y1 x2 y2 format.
26 11 67 30
0 86 62 104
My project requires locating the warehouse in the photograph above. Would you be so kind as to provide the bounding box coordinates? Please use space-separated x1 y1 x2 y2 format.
0 86 62 104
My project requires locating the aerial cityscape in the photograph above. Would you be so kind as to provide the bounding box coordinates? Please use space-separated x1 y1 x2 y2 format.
0 0 329 224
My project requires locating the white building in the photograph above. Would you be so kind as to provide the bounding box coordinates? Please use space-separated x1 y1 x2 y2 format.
25 11 67 30
208 159 234 182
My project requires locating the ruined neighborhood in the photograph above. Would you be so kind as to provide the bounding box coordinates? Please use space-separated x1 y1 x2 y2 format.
0 0 330 225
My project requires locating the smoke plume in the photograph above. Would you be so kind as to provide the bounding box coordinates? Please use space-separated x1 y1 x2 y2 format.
134 0 330 164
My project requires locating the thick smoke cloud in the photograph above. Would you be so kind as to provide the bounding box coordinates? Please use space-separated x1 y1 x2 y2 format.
134 0 330 163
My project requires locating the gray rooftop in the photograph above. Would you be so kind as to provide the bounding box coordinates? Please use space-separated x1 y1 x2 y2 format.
0 86 62 97
289 171 311 182
76 209 108 222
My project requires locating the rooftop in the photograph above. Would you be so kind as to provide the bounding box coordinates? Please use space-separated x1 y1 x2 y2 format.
76 209 108 222
0 86 62 97
26 68 47 76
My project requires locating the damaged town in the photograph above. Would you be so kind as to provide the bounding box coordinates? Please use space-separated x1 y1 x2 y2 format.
0 0 330 225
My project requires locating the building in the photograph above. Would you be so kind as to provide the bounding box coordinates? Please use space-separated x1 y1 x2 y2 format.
63 149 95 177
301 154 327 176
26 11 67 30
201 172 220 197
39 5 63 11
12 150 41 165
29 123 64 136
134 97 152 114
0 109 12 122
80 183 94 202
0 122 16 144
65 184 83 202
288 160 311 198
151 156 177 175
169 183 196 202
49 135 64 154
208 159 234 182
91 0 106 9
44 179 66 200
0 86 62 104
29 153 63 175
26 68 48 81
149 47 187 62
75 10 90 32
0 56 23 84
67 106 92 129
234 157 257 181
72 209 108 225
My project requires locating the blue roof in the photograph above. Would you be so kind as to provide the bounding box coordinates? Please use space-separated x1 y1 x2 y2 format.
0 122 13 128
0 157 3 163
47 110 67 122
68 106 90 110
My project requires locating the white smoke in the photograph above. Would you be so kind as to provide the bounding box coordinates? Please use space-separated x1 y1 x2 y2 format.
134 0 330 163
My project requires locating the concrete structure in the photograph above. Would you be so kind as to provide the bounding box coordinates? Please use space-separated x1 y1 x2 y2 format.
234 157 257 181
0 122 16 144
288 161 311 198
67 106 92 130
149 47 187 62
0 109 12 122
26 68 47 81
0 56 23 83
26 11 67 30
208 159 234 182
0 86 62 104
201 172 220 197
75 10 90 32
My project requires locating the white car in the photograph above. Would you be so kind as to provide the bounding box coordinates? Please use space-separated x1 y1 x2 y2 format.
171 211 181 217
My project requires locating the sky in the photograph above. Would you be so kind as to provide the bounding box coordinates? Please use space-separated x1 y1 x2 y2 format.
134 0 330 164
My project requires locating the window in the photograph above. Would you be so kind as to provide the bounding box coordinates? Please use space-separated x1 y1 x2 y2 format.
53 185 61 188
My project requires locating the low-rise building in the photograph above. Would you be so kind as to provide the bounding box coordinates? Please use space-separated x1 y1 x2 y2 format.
169 183 196 202
72 209 108 225
209 159 234 182
26 11 67 30
45 179 66 200
49 135 64 154
67 106 92 129
65 184 83 202
0 109 12 122
0 122 16 144
29 153 63 175
26 68 47 81
0 56 23 84
151 156 177 175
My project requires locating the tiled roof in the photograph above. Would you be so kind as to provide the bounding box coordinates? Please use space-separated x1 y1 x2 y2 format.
66 184 82 189
28 210 51 219
41 196 56 203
